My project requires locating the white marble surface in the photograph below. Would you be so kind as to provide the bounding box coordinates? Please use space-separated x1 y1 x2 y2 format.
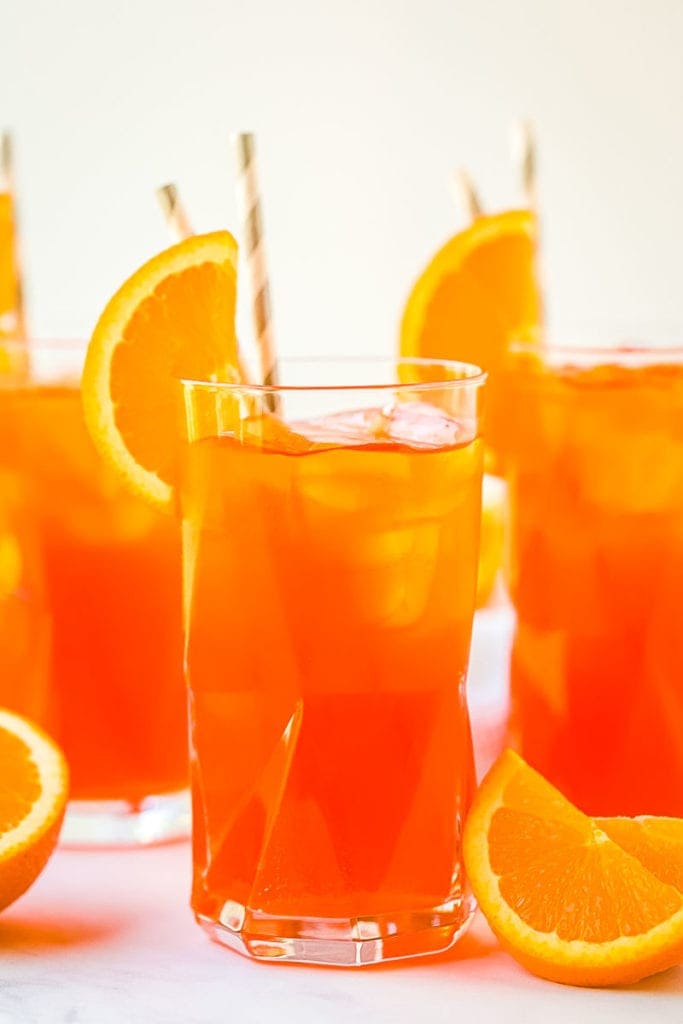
0 842 680 1024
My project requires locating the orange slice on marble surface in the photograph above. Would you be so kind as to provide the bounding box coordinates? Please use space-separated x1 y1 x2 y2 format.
0 708 68 913
464 749 683 986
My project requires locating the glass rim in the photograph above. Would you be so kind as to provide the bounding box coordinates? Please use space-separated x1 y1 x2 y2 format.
179 356 487 394
510 340 683 360
0 338 86 352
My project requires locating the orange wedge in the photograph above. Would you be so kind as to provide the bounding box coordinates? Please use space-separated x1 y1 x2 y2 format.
464 750 683 986
82 232 239 510
400 209 540 384
0 708 69 913
400 208 540 589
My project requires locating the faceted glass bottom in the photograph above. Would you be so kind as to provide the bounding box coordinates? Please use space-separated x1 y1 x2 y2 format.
197 896 476 966
60 789 191 847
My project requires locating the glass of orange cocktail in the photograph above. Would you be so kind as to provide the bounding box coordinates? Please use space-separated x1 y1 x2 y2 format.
180 357 485 965
0 343 188 844
503 344 683 817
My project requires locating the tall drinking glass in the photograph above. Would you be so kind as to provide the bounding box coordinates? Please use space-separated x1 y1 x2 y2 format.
180 357 485 965
0 342 189 844
501 345 683 816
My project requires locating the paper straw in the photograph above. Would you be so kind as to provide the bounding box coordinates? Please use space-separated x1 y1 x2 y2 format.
231 133 280 408
510 118 537 210
452 168 483 223
0 130 26 340
0 131 13 191
156 183 195 242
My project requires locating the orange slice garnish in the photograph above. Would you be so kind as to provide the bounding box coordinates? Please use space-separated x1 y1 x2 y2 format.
0 708 68 913
400 210 540 588
82 232 239 510
464 749 683 986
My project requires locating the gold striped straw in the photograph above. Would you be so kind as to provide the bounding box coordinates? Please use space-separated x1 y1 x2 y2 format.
231 132 280 410
1 130 27 340
0 131 13 192
510 118 537 210
155 182 195 242
451 167 483 223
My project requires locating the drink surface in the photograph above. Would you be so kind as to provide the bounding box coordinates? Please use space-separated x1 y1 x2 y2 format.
183 402 482 921
503 355 683 815
0 384 186 801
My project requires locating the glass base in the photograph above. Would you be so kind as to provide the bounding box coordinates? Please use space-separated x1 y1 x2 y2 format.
196 897 476 966
60 789 191 848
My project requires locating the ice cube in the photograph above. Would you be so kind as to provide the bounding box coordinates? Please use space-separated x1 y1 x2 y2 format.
293 400 475 452
293 402 478 516
342 522 441 629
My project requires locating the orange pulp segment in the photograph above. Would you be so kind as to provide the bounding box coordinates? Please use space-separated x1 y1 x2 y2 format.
596 816 683 895
0 708 68 913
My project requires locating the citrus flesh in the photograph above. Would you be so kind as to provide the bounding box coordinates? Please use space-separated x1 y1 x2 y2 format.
0 708 68 913
82 232 239 510
400 209 540 390
596 816 683 895
464 749 683 986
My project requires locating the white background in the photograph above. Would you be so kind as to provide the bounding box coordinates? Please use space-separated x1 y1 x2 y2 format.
3 0 683 354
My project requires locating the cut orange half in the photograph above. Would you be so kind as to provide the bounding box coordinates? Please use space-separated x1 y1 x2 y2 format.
0 708 69 913
464 749 683 987
82 231 239 510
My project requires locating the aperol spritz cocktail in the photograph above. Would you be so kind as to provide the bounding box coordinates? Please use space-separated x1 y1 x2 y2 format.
181 359 485 965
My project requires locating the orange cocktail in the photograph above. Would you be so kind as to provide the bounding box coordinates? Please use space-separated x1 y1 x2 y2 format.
0 346 187 843
181 359 485 965
503 347 683 816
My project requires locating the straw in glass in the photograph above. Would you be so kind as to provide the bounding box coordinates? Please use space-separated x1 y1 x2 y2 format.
155 183 195 243
451 167 483 223
510 118 537 210
231 132 280 412
0 131 12 192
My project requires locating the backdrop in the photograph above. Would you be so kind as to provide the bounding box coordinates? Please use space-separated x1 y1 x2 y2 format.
3 0 682 354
